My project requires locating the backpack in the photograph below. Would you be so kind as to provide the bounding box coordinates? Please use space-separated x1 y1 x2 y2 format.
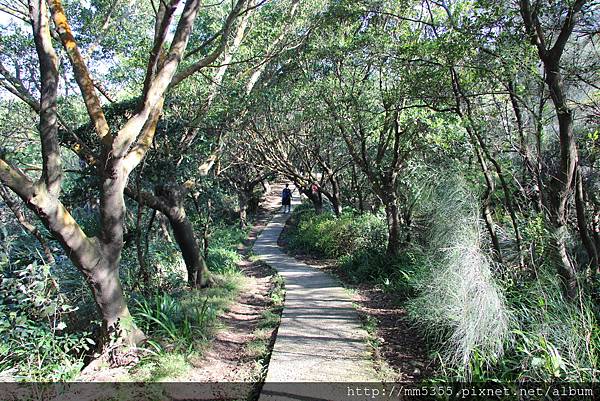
282 188 291 201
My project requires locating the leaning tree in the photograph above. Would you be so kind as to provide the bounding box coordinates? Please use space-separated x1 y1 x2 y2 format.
0 0 247 347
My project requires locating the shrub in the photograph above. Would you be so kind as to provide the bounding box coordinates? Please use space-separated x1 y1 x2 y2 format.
285 204 420 292
288 208 387 259
0 263 94 380
207 225 247 274
505 270 599 381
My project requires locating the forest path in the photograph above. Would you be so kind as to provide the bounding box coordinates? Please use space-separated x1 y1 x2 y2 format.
254 186 377 398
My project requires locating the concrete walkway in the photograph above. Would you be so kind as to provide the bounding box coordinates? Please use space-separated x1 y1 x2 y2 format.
254 197 377 399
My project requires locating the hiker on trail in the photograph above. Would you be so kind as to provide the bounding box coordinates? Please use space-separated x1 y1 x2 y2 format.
281 184 293 213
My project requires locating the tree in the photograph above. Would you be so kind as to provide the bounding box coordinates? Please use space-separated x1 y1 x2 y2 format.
0 0 209 346
123 0 307 285
519 0 598 295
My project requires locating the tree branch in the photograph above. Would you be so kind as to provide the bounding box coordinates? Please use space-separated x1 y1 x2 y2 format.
48 0 111 146
549 0 587 61
142 0 181 102
169 0 247 89
0 157 36 200
32 0 62 196
114 0 202 163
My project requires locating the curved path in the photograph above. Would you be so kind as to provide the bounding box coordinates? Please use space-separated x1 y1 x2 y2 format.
254 193 377 399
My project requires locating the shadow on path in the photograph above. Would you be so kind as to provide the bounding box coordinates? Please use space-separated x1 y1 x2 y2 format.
253 197 377 389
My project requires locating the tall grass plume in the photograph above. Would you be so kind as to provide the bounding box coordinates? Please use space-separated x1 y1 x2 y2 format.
408 178 512 378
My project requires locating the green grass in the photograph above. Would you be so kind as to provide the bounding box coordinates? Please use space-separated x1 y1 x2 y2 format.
130 353 190 382
257 310 280 330
244 339 268 359
132 272 244 348
268 274 285 306
245 272 284 383
252 327 272 340
128 225 251 381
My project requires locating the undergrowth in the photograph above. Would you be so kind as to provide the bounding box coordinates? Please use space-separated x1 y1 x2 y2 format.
0 262 94 381
0 219 249 381
284 203 421 295
128 225 248 382
407 182 511 379
408 179 599 382
285 182 599 383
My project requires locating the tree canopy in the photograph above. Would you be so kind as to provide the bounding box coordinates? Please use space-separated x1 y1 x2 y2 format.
0 0 598 388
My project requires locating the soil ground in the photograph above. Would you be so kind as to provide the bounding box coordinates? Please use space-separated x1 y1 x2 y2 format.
177 199 281 384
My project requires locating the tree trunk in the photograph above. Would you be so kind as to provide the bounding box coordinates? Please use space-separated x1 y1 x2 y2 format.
321 188 341 217
534 91 546 212
300 186 323 214
11 184 145 347
202 199 211 261
238 189 251 228
351 165 364 213
311 193 323 213
157 212 173 243
472 143 503 263
402 206 412 244
127 184 212 288
357 191 365 214
451 68 504 264
328 175 342 217
519 0 587 296
544 58 580 297
371 196 382 214
88 256 144 346
152 184 212 287
169 213 211 287
94 160 147 346
135 204 150 291
482 186 503 264
262 180 271 196
508 79 544 212
478 136 524 267
592 210 600 277
575 168 599 274
384 200 401 258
